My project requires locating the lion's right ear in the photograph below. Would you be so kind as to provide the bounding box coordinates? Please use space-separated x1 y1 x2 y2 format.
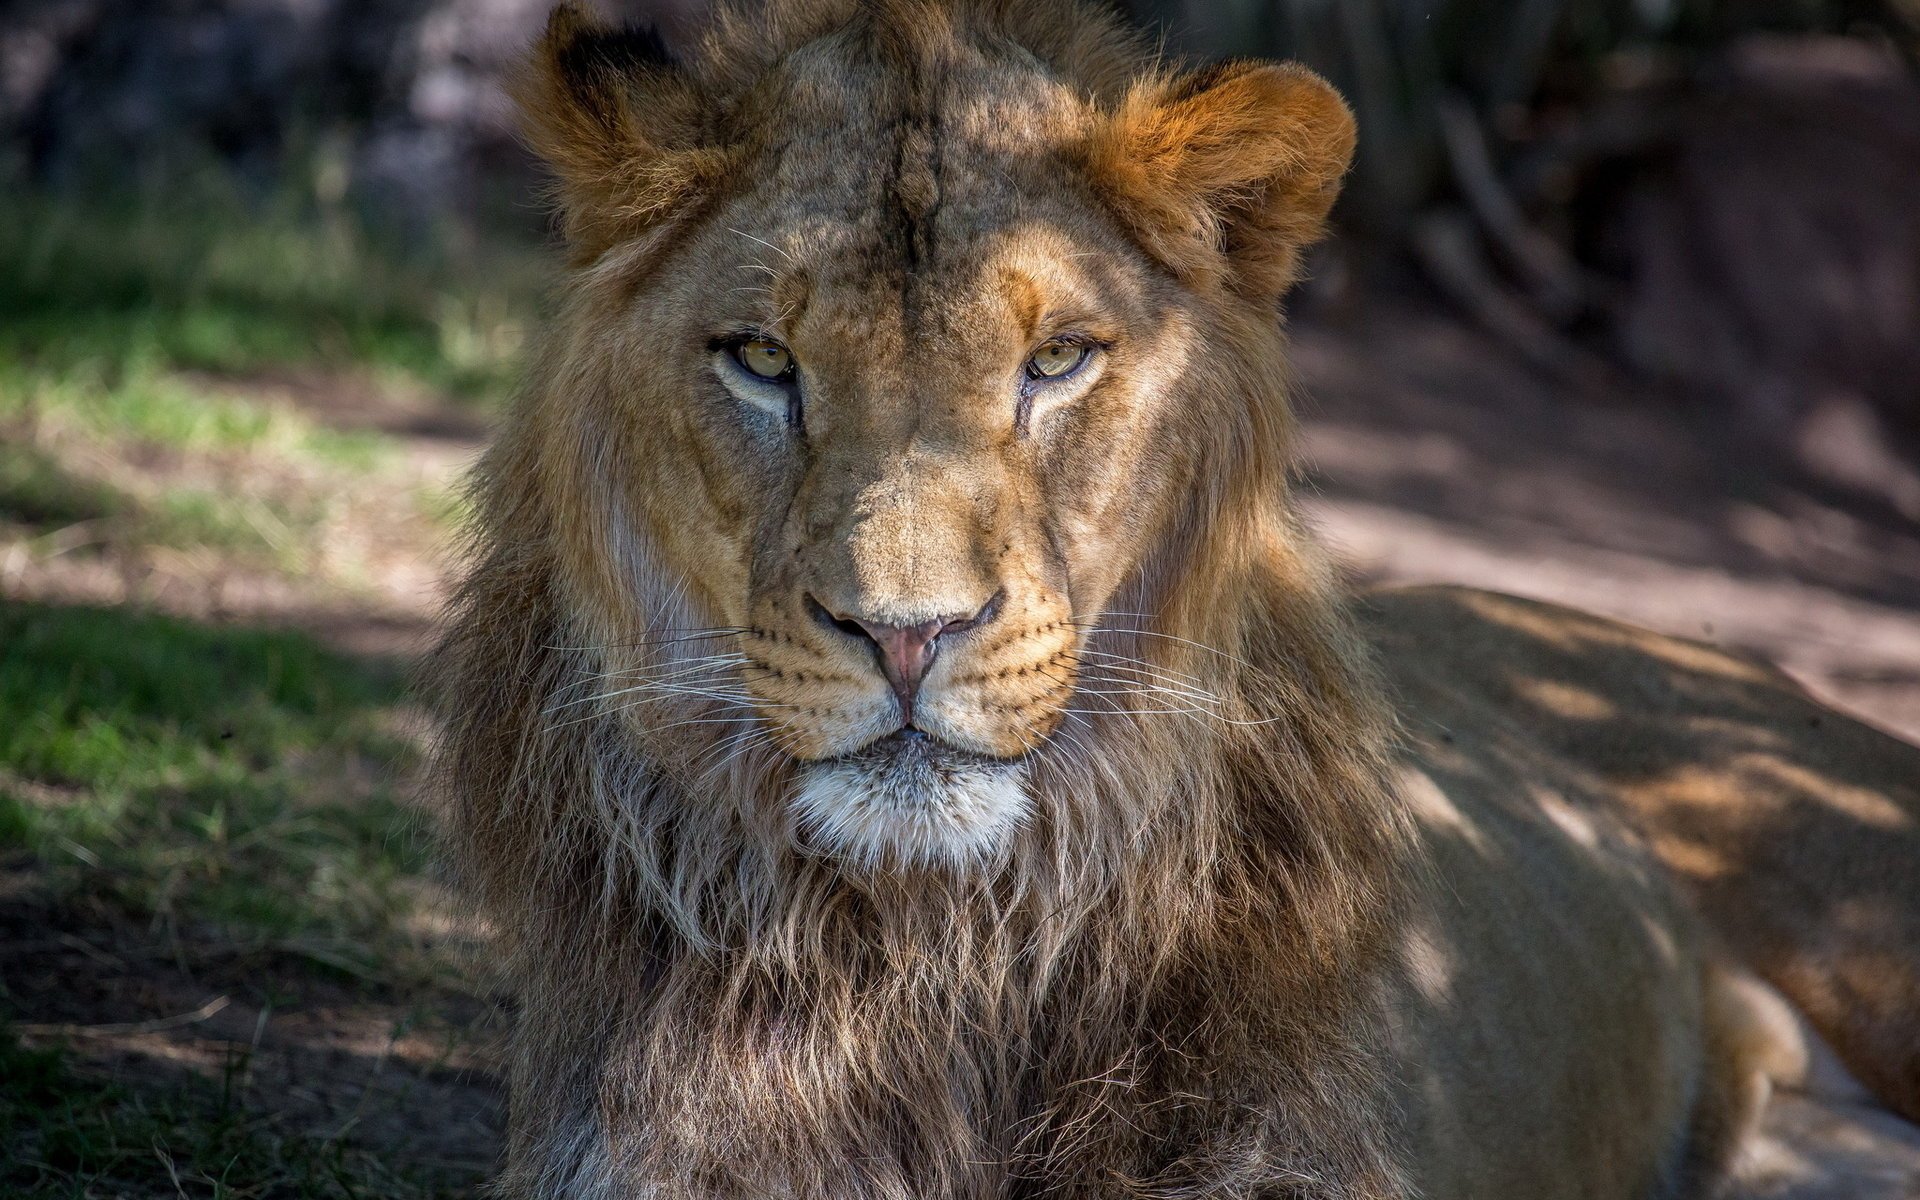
1083 61 1356 301
515 4 731 260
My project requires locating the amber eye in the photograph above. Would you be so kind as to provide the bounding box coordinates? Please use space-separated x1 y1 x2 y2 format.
1026 340 1089 380
734 337 794 380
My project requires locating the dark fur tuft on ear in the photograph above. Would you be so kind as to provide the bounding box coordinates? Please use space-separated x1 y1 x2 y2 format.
553 18 673 108
515 4 732 261
1083 61 1357 300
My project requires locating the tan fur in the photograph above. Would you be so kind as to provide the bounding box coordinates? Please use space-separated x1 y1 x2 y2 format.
429 2 1918 1196
1362 587 1920 1131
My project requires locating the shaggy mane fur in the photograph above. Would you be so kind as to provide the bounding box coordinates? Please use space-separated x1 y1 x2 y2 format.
431 2 1415 1195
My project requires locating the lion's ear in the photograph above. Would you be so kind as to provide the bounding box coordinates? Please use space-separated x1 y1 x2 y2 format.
515 4 731 260
1084 61 1356 300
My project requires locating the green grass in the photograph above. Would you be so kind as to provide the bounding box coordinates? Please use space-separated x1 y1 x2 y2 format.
0 443 120 529
0 600 427 960
0 602 469 1193
0 173 539 573
0 442 310 566
0 173 511 1194
1 1024 467 1199
9 364 386 471
0 174 497 955
0 179 543 424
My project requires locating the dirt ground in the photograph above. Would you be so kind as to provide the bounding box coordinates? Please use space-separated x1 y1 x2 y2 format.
8 297 1917 1192
1295 301 1920 744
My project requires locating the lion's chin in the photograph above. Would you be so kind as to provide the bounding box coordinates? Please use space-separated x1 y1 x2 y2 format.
791 733 1030 869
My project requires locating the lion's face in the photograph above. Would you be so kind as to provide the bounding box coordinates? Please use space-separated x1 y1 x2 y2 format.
519 6 1355 866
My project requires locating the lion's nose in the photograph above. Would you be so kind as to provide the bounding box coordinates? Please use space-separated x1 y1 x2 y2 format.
808 593 1002 726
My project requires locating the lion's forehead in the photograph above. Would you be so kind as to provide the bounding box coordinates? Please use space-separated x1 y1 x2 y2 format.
717 173 1127 364
739 44 1096 273
770 29 1089 146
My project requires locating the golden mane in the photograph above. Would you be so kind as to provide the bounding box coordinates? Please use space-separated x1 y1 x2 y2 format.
432 5 1414 1194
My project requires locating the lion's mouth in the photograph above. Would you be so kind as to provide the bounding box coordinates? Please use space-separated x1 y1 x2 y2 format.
848 726 993 766
791 728 1031 867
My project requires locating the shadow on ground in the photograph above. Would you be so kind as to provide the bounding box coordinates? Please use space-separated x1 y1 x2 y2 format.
0 598 501 1198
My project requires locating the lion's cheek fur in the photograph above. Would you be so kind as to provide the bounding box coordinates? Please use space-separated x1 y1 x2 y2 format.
520 337 739 642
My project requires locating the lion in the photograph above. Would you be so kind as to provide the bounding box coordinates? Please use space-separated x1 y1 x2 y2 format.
426 1 1920 1196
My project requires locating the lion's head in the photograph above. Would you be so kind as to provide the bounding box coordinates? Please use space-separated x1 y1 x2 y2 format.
488 0 1358 870
436 5 1411 1191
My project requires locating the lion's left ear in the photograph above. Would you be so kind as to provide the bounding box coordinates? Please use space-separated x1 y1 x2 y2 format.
1083 61 1356 300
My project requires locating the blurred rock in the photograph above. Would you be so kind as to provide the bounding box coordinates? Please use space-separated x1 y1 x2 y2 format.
10 0 424 178
1795 393 1920 521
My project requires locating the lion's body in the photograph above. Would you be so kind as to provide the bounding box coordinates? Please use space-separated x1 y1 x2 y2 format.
1368 586 1920 1197
1386 760 1725 1199
1368 587 1920 1125
429 1 1920 1195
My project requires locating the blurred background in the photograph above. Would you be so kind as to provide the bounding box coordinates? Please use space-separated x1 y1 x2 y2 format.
1 0 1916 1194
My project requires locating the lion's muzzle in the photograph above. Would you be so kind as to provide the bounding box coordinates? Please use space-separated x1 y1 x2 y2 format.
807 590 1004 730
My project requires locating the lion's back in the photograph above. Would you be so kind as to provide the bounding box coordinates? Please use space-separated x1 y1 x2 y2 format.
1361 584 1920 1193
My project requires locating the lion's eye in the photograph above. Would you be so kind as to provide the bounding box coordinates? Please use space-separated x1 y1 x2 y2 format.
735 337 794 380
1026 341 1089 380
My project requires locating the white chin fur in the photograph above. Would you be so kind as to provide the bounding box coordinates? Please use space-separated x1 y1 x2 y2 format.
792 747 1030 869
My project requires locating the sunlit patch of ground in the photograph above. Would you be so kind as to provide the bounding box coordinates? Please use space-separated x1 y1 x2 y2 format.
1294 299 1920 743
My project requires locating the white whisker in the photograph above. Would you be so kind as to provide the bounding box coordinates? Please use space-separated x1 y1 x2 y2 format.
1073 648 1210 686
541 628 748 653
727 227 792 261
1073 618 1254 672
542 666 774 718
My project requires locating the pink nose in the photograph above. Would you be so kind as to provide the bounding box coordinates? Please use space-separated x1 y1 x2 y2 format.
853 619 947 724
811 594 1001 727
